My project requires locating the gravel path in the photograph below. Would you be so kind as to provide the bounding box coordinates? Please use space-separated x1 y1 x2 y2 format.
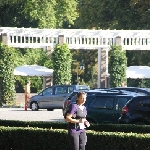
0 108 65 122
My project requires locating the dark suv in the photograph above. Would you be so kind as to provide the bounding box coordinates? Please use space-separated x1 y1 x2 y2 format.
118 95 150 125
64 89 140 124
85 94 133 124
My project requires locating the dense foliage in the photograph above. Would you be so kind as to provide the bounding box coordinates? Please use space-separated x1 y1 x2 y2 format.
0 0 78 28
109 46 127 87
76 0 150 30
0 43 15 106
52 44 72 85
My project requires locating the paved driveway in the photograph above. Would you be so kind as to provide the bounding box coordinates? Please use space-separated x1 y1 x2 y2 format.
0 108 65 122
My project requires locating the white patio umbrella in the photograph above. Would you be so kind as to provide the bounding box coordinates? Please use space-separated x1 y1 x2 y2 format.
14 65 53 89
127 66 150 79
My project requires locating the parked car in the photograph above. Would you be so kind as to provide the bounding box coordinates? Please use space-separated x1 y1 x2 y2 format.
63 89 140 123
86 94 134 124
28 84 89 111
118 95 150 125
109 87 150 95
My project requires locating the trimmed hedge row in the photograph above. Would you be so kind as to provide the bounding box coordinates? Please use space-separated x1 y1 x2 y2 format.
0 120 150 133
0 126 150 150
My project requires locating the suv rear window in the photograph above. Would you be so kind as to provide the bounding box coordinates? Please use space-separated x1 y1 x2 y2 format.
89 96 114 109
116 96 132 110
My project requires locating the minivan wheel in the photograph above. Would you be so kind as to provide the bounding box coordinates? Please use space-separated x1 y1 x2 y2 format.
134 122 145 125
31 102 38 111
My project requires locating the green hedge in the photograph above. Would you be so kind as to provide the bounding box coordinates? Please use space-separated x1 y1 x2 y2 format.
0 120 67 129
1 120 150 133
0 126 150 150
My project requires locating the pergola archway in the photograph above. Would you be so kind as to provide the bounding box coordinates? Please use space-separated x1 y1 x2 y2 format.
1 27 150 88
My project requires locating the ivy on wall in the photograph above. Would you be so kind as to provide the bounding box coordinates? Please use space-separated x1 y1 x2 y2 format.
108 45 127 87
0 43 15 106
52 44 72 85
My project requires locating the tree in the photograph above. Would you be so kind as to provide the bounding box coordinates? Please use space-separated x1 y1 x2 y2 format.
52 44 72 85
75 0 101 29
75 0 150 30
0 43 15 106
109 46 127 87
55 0 78 28
23 0 57 28
0 0 78 28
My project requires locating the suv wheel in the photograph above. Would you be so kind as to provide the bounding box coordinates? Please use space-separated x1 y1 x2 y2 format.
31 102 38 111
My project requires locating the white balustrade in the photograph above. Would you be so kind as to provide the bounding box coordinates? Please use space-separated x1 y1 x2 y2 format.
1 27 150 50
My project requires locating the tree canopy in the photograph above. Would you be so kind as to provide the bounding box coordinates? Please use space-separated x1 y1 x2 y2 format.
76 0 150 29
0 0 78 28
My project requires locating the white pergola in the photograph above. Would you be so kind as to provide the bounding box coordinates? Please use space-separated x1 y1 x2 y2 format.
1 27 150 88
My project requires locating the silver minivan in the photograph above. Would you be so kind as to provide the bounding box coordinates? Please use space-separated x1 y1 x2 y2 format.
28 84 89 111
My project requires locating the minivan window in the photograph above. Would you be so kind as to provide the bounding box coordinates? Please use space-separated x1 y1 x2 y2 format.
68 86 74 93
42 87 53 96
55 86 67 95
89 96 114 109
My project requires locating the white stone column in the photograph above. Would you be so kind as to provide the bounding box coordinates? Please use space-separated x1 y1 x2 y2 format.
43 76 46 90
100 48 107 88
116 36 121 45
98 48 101 88
58 35 64 44
105 48 109 88
0 33 8 45
50 77 53 86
